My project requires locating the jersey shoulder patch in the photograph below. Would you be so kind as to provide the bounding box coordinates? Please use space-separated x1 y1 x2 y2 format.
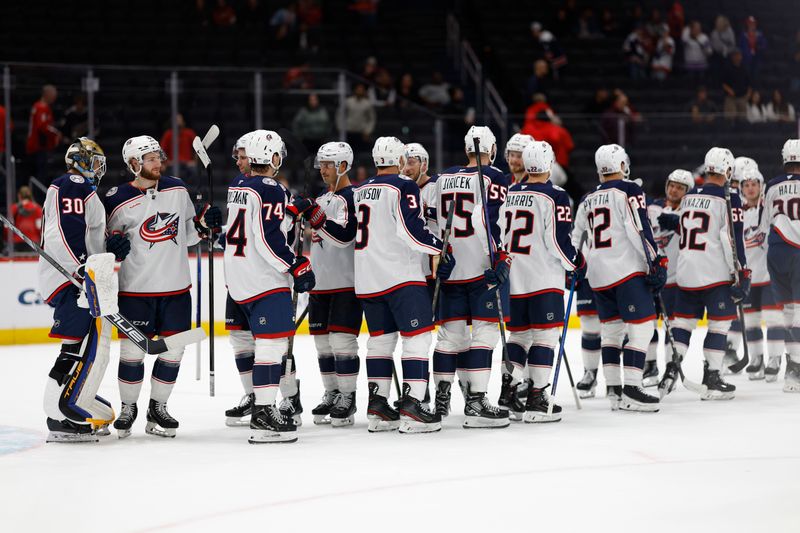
105 186 119 197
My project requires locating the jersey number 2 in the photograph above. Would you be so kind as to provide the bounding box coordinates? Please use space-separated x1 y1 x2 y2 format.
587 207 611 248
504 211 534 254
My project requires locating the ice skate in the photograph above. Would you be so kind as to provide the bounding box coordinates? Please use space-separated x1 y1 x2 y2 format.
607 385 622 411
702 367 736 400
784 358 800 393
434 381 452 417
278 380 303 426
620 385 660 412
249 404 297 444
463 383 510 429
225 393 254 427
366 382 400 432
330 391 356 427
46 417 98 443
577 369 597 398
145 399 178 438
113 402 138 439
311 389 338 425
642 361 659 387
746 355 765 381
498 373 525 421
398 384 441 434
765 355 781 383
523 385 562 423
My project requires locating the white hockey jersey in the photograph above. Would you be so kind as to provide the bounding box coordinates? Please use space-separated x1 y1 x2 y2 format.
762 173 800 248
572 179 657 291
647 199 680 286
310 186 357 293
419 175 440 278
499 180 580 296
38 173 106 302
675 184 746 289
223 174 297 303
353 173 443 297
436 164 509 283
742 203 769 284
104 176 200 296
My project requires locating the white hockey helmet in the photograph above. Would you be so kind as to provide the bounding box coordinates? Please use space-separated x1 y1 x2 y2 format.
704 147 734 178
122 135 165 175
504 133 535 160
231 132 254 160
315 141 353 176
740 166 764 185
465 125 497 163
595 144 630 177
782 139 800 165
665 169 694 192
405 142 429 165
372 136 405 168
731 156 758 184
522 140 555 174
246 129 284 169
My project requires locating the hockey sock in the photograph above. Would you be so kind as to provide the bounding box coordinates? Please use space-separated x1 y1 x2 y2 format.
746 326 764 359
764 309 786 358
785 304 800 364
433 320 468 385
366 332 398 398
601 319 626 387
581 314 601 371
330 332 360 392
314 334 337 391
230 330 255 394
646 327 658 362
465 321 499 393
623 321 652 387
151 348 184 403
118 339 145 405
705 320 732 371
279 355 298 398
528 345 554 388
253 338 285 405
507 330 533 385
401 330 432 400
433 350 457 384
671 317 695 359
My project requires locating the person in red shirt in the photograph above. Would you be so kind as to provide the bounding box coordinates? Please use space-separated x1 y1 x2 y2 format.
0 104 11 153
160 113 198 178
521 99 575 168
26 85 61 179
9 185 43 253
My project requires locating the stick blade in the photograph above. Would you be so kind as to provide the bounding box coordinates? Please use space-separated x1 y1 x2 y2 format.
163 327 208 352
202 124 220 148
192 137 211 168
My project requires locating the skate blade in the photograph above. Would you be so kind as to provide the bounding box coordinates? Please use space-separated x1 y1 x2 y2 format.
462 416 511 429
145 421 176 438
116 428 132 439
330 416 355 427
578 389 596 399
701 391 735 401
508 410 524 422
94 424 111 437
619 402 660 412
783 382 800 393
523 412 562 423
292 415 303 427
225 417 251 427
248 430 297 444
765 374 778 383
46 431 98 443
609 398 621 411
399 418 442 434
642 376 659 388
747 372 765 381
367 416 399 432
312 414 332 425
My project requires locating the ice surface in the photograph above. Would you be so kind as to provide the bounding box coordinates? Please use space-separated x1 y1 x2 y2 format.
1 330 798 532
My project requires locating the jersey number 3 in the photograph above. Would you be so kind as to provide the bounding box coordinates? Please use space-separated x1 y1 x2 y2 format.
355 205 371 250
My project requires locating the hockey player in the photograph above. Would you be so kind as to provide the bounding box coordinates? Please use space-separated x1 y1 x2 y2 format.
39 138 131 441
296 141 361 427
224 129 315 443
572 144 666 412
763 139 800 392
667 147 749 400
643 169 694 386
723 167 786 380
730 156 758 192
432 126 511 428
402 142 439 297
504 133 535 185
105 135 220 438
224 132 259 426
499 141 585 422
354 136 453 434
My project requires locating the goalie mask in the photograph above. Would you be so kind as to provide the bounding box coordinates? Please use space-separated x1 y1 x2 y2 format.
64 137 106 187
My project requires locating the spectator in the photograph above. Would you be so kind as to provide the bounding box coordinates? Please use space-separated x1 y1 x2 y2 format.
526 60 551 99
601 91 640 146
395 73 420 108
160 113 198 177
339 83 375 154
26 84 61 180
576 8 601 40
600 8 619 37
666 1 685 40
651 28 676 81
291 93 332 154
212 0 236 27
689 86 718 123
283 62 314 89
530 21 567 77
9 186 42 253
418 72 451 108
745 90 767 123
623 25 650 80
270 2 297 43
739 16 767 82
710 15 736 59
521 95 574 167
645 8 668 40
361 56 386 84
682 21 712 79
368 70 396 108
721 50 751 121
0 103 10 154
765 89 796 123
583 88 610 115
60 94 92 141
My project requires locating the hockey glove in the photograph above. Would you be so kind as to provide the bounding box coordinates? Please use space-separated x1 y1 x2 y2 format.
194 204 222 232
484 250 512 287
657 212 680 232
731 268 751 303
106 232 131 262
435 246 456 281
304 202 327 230
570 251 587 282
645 255 669 292
289 256 316 293
286 198 314 220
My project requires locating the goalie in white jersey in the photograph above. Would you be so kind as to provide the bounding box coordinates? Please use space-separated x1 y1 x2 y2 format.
104 135 220 438
663 147 749 400
354 136 453 434
572 144 666 412
498 141 585 422
763 139 800 392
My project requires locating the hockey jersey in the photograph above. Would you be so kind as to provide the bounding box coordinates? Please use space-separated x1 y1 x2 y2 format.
353 173 443 297
38 173 106 302
675 184 746 290
647 198 680 286
572 179 657 291
762 173 800 248
436 164 509 283
499 179 580 296
419 175 439 278
742 203 769 284
104 176 200 296
310 186 357 293
224 174 296 303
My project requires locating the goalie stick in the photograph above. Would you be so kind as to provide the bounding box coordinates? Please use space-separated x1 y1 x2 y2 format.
0 213 206 355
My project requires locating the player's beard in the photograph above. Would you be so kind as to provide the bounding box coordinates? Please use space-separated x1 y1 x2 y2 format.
140 167 161 181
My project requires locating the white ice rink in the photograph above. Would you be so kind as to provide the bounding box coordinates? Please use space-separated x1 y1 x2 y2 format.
1 330 798 533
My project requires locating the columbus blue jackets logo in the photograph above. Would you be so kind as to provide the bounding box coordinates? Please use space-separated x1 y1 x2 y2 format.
139 212 180 246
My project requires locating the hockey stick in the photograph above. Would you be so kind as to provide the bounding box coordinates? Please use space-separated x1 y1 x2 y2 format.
549 269 580 416
472 138 512 374
431 198 456 317
0 213 206 355
193 126 220 397
723 181 750 374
